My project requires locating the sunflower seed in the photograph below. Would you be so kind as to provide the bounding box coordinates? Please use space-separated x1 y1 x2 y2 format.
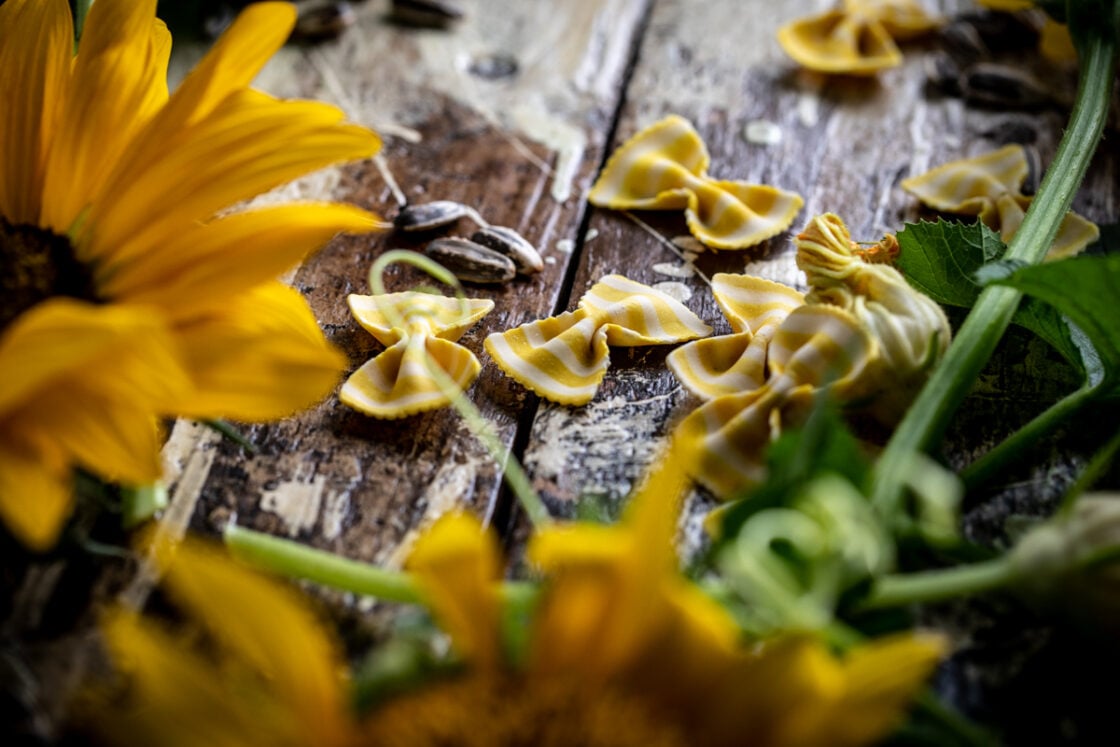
292 2 356 42
394 201 475 232
389 0 464 28
960 63 1054 109
425 238 516 284
470 226 543 275
939 20 988 66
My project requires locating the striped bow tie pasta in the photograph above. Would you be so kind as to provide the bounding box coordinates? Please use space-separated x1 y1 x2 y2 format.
588 115 803 250
901 145 1099 260
668 274 805 400
485 275 712 405
341 292 494 418
778 0 941 75
674 304 877 499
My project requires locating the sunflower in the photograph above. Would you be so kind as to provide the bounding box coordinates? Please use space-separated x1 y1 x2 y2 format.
0 0 384 548
372 456 945 747
95 459 943 747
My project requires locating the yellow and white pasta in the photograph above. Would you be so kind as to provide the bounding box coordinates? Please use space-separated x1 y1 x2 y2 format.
777 0 941 75
588 116 803 250
340 292 493 419
674 304 877 499
668 274 804 400
901 145 1099 260
485 274 712 405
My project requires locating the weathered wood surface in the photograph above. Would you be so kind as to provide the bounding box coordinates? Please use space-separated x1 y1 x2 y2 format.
4 0 1120 742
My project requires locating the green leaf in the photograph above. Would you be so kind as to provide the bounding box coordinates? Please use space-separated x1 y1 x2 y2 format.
716 394 870 541
896 219 1098 379
895 219 1004 308
991 253 1120 391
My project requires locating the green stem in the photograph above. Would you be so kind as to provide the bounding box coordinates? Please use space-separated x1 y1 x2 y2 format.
225 523 536 605
961 384 1097 491
860 556 1017 610
872 31 1117 519
226 523 423 603
368 251 551 528
121 483 168 529
202 419 259 454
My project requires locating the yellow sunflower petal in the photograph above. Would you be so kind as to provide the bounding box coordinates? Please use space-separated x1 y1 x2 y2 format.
154 539 351 746
25 395 163 486
408 512 504 670
824 633 946 747
87 88 380 269
0 299 181 415
97 611 267 747
102 203 385 315
40 0 171 233
0 437 73 551
156 1 298 129
0 0 72 224
173 283 346 422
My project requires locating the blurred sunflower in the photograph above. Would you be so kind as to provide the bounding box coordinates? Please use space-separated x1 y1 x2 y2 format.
372 457 944 747
0 0 384 548
95 457 944 747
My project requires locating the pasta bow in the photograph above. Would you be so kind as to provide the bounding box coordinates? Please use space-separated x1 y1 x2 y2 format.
588 115 803 250
778 0 941 75
340 292 493 418
901 145 1099 260
485 275 712 405
668 274 804 400
674 303 877 498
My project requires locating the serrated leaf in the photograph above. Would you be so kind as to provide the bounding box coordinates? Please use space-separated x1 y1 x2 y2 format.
991 253 1120 391
896 219 1005 308
896 218 1097 381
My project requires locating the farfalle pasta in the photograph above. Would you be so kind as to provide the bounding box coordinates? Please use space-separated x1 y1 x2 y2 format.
777 0 941 75
340 292 493 419
485 274 712 405
668 274 804 400
588 115 803 250
670 213 952 499
674 304 877 498
901 145 1099 260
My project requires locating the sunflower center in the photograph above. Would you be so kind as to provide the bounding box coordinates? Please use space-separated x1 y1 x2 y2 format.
365 674 690 747
0 217 97 330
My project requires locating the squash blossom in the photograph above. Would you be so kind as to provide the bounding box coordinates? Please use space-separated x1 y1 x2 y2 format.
0 0 384 548
796 213 951 423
